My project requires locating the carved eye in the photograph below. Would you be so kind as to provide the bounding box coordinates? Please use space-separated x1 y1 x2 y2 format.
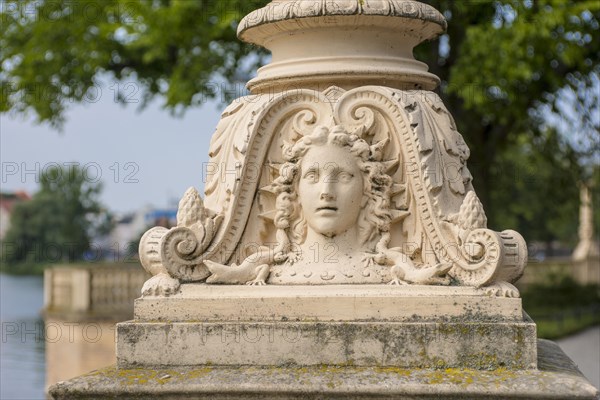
303 170 318 182
338 172 354 183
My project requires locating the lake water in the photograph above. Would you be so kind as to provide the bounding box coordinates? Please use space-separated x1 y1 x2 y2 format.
0 273 46 400
0 273 117 400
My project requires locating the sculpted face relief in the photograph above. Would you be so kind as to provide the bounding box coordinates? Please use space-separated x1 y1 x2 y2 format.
260 125 399 284
298 145 363 239
142 117 494 288
135 0 528 295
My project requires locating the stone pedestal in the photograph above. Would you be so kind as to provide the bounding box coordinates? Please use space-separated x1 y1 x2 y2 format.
50 284 600 399
50 340 598 400
117 284 536 370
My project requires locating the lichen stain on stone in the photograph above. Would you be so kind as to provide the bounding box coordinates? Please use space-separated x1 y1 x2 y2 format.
83 366 216 387
459 353 500 371
425 367 518 387
374 366 412 376
122 326 142 345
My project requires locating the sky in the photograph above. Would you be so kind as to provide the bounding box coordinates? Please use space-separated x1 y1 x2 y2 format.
1 81 223 215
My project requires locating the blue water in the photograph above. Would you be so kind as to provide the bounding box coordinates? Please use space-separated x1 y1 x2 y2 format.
0 273 46 400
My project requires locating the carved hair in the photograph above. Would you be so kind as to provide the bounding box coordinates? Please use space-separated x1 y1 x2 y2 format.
271 125 393 262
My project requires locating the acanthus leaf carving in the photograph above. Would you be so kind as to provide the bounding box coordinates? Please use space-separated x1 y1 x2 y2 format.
139 86 526 297
394 90 526 290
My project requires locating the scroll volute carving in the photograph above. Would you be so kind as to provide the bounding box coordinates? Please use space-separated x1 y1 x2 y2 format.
138 86 526 297
331 87 527 291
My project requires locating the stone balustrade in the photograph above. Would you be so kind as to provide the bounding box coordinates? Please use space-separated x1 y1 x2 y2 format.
44 264 149 321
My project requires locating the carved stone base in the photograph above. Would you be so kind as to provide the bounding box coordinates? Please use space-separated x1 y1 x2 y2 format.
117 319 537 370
50 340 599 400
133 284 525 322
117 284 536 370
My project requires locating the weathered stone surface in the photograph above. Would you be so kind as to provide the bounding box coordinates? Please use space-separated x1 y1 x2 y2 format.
117 318 537 370
123 285 535 370
134 284 524 322
49 340 600 400
236 0 446 92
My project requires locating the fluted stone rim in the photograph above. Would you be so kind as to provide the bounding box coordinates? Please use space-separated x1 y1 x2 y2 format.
238 0 447 44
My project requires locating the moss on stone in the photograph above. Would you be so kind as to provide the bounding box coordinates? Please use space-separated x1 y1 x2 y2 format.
424 367 518 387
84 366 217 387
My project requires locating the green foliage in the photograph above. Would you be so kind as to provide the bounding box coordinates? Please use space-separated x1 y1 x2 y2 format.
1 0 266 127
1 0 599 243
523 274 600 310
488 130 582 245
522 275 600 339
443 0 598 126
415 0 599 216
1 165 111 274
535 313 600 339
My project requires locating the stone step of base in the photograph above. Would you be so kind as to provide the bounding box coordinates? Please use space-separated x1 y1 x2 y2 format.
134 284 524 322
50 340 598 400
117 318 537 370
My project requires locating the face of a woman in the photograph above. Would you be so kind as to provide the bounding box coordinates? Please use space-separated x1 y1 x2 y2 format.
297 144 364 238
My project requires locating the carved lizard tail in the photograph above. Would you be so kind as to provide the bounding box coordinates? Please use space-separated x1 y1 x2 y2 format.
205 246 275 284
430 262 453 276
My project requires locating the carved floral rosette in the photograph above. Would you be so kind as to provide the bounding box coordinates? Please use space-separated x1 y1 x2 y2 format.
139 86 527 296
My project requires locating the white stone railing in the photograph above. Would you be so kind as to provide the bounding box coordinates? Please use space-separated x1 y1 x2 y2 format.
44 264 149 320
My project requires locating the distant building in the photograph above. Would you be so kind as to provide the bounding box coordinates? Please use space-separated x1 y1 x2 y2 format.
0 191 31 240
144 208 177 228
98 206 177 262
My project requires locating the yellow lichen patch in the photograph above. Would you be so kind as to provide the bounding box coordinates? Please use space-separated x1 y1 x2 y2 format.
115 368 159 386
487 367 518 382
375 366 412 377
426 368 475 386
425 367 521 387
86 366 216 386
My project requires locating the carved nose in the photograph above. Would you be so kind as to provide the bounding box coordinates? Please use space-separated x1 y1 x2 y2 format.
320 192 335 201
